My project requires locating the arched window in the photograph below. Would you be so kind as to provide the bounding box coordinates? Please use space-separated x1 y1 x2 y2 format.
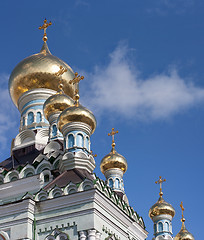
115 178 120 188
23 117 25 126
154 223 157 233
158 222 163 232
77 134 83 147
36 112 42 123
26 172 34 178
164 222 169 231
10 176 18 182
44 174 49 182
27 112 34 125
109 178 113 188
85 136 89 150
68 134 74 148
52 125 57 137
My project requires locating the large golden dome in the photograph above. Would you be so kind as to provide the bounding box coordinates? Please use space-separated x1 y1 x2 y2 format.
149 195 175 219
175 222 195 240
43 92 74 120
9 42 75 106
58 105 97 134
100 147 128 174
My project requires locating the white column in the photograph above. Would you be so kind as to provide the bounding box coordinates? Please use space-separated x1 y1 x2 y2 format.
88 229 96 240
95 232 101 240
79 231 87 240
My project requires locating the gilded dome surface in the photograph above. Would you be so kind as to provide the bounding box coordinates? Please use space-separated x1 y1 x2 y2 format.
149 196 175 219
58 105 96 134
175 223 195 240
9 42 75 106
100 148 128 174
43 93 74 120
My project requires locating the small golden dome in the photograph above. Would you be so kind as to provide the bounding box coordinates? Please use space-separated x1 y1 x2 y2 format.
149 195 175 219
43 93 74 120
9 42 75 106
175 222 195 240
100 147 128 174
58 105 96 134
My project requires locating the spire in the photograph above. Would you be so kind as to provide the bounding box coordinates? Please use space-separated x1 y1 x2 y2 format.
69 72 84 107
174 202 195 240
180 201 186 229
39 18 52 42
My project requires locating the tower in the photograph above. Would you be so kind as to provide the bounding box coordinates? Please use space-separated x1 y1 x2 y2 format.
149 177 175 240
174 202 195 240
100 128 128 198
0 19 147 240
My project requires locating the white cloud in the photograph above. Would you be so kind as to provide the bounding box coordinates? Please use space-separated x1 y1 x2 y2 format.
82 43 204 121
0 74 19 151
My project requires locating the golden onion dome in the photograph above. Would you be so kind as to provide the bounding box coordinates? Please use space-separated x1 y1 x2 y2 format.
58 105 97 134
175 221 195 240
100 146 128 174
43 92 74 120
9 42 75 106
149 195 175 219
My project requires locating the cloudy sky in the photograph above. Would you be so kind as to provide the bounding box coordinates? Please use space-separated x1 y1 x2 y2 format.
0 1 203 239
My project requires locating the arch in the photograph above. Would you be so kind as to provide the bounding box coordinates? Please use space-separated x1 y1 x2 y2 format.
164 221 169 231
76 133 83 147
52 124 57 137
85 136 89 150
44 141 61 154
0 231 10 240
64 182 78 195
68 134 74 148
23 116 25 126
27 111 34 125
48 186 62 199
36 160 52 174
19 164 35 179
35 190 48 201
115 178 120 188
36 111 42 123
158 222 163 232
109 178 113 188
39 169 52 184
14 129 35 146
35 129 49 145
4 170 19 183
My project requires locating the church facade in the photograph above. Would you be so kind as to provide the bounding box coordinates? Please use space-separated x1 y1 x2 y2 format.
0 20 194 240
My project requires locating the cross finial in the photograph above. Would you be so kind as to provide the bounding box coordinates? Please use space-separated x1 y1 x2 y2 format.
180 201 185 220
39 18 52 42
90 150 97 158
108 128 118 150
69 72 84 107
155 176 166 197
54 66 68 94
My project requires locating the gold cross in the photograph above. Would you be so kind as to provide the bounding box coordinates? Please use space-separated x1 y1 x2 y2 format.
54 66 68 94
69 72 84 106
108 128 119 144
180 201 185 219
90 150 97 158
155 176 166 197
54 66 68 77
39 18 52 42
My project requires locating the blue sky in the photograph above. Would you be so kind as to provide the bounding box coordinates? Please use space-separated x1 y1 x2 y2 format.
0 0 203 239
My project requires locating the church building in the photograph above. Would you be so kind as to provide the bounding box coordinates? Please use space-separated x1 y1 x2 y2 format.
0 19 194 240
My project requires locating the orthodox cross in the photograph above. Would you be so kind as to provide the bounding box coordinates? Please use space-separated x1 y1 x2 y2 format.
180 201 185 219
69 72 84 106
39 18 52 42
155 176 166 197
54 66 67 94
90 150 97 158
108 128 118 144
